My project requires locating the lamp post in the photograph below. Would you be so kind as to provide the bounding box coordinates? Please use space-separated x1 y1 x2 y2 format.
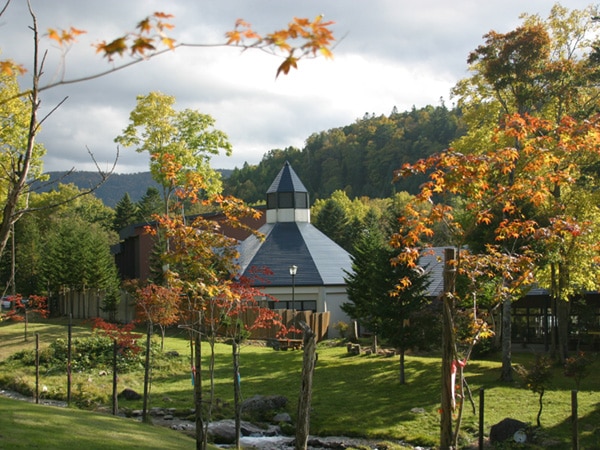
289 265 298 338
289 265 297 311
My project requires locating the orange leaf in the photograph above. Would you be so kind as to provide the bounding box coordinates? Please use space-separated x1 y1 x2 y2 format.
48 28 60 42
0 60 26 76
96 37 128 59
137 18 152 34
276 56 298 78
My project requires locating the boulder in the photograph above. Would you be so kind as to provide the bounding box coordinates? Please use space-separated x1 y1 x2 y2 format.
490 418 528 443
118 388 142 401
346 343 361 355
273 412 292 423
207 419 280 444
241 395 287 414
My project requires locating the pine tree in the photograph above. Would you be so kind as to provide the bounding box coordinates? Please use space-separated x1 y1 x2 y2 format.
342 222 389 346
113 193 139 232
136 187 164 223
343 217 431 383
313 198 350 250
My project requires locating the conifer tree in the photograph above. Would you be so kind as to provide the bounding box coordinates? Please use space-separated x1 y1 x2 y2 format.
136 187 164 223
113 193 139 232
313 198 351 251
343 213 431 383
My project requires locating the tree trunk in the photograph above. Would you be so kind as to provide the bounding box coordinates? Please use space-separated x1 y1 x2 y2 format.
537 390 544 427
440 248 456 450
0 15 40 263
295 324 317 450
557 261 571 362
233 339 241 449
67 314 72 405
350 320 358 342
112 340 118 415
194 324 205 450
550 296 558 358
142 321 152 423
550 264 558 358
399 348 406 385
557 299 570 363
500 295 513 382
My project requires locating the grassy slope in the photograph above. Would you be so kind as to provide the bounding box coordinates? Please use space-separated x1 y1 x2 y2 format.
1 319 600 448
0 396 198 449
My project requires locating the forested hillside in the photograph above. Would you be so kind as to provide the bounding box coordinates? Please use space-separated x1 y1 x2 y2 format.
32 172 160 207
33 170 232 207
36 104 462 207
223 104 464 203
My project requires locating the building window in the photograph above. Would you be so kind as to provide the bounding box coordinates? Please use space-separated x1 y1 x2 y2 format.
295 192 308 208
278 192 293 208
270 300 317 312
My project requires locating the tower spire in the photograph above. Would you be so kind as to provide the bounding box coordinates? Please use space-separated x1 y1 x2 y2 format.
266 161 310 223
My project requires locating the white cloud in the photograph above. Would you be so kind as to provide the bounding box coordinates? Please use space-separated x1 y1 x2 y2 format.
0 0 594 173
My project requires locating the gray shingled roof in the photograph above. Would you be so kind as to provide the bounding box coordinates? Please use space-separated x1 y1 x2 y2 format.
267 161 308 194
237 222 352 287
419 247 447 297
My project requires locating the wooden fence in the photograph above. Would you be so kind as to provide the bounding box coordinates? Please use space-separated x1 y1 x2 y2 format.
56 291 330 341
242 309 330 342
56 290 136 323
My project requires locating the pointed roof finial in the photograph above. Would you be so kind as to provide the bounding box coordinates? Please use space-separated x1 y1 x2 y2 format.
267 161 308 194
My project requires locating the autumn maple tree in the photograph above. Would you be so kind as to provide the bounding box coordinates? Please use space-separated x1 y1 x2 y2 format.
128 281 182 422
217 271 282 448
391 7 600 447
91 317 143 415
392 112 600 447
115 91 232 216
135 141 269 449
3 294 48 341
452 3 600 369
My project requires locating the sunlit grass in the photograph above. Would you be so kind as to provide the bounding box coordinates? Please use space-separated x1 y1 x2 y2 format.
0 396 199 449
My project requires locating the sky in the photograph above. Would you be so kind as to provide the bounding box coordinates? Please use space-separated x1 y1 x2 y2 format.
0 1 595 174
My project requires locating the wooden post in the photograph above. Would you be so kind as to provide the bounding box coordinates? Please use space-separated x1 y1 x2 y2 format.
479 388 484 449
572 390 578 450
233 339 242 449
441 248 456 449
112 339 118 415
35 333 40 404
142 321 152 423
67 314 72 406
296 322 317 450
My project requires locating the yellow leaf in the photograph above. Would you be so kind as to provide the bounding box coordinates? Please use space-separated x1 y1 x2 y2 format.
319 47 334 59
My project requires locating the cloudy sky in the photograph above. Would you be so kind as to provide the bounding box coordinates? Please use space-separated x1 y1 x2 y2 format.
0 1 594 174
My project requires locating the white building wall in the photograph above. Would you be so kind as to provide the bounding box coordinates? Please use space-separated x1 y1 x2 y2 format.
322 286 351 333
266 208 310 223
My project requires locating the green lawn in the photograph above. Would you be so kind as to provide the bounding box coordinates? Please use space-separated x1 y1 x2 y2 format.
1 318 600 448
0 396 198 449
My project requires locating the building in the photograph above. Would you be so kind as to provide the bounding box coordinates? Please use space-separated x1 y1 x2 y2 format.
421 247 600 351
113 209 266 282
111 162 354 336
236 162 353 335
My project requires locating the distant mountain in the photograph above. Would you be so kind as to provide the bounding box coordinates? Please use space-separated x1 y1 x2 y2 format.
32 170 232 208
